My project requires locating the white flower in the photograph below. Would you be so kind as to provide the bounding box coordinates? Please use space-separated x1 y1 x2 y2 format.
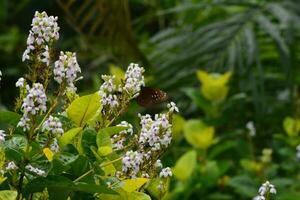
167 102 179 113
23 11 59 62
123 63 145 97
122 150 144 178
54 51 81 93
0 130 6 142
155 159 163 168
117 121 133 135
159 167 172 178
6 161 18 170
246 121 256 137
253 196 265 200
138 113 172 149
25 164 46 176
42 115 64 136
0 70 2 82
16 77 26 88
17 83 47 131
254 181 276 200
50 138 60 152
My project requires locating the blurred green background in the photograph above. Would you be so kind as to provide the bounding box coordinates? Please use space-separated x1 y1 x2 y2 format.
0 0 300 199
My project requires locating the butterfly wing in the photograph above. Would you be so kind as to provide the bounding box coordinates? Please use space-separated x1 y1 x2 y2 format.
136 87 168 107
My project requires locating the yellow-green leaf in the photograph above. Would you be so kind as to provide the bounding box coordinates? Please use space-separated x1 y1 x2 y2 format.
172 114 186 141
109 64 125 85
184 119 215 149
0 176 7 185
173 150 197 181
43 148 54 162
0 190 17 200
59 127 82 148
129 192 151 200
97 130 112 156
121 178 149 193
283 117 300 137
66 92 102 127
196 70 232 102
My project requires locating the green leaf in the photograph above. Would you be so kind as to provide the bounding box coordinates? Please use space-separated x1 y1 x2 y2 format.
129 192 151 200
74 182 117 194
66 92 102 127
173 150 197 181
81 129 97 158
97 131 112 156
98 126 130 137
0 111 21 126
283 117 300 137
0 190 17 200
59 127 82 149
171 114 186 141
121 178 149 193
25 175 116 200
96 126 128 156
228 175 257 198
184 119 215 149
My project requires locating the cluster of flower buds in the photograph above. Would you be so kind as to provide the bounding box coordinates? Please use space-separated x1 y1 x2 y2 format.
54 51 81 93
120 102 179 179
17 83 47 131
111 121 133 150
25 164 46 176
99 75 119 109
22 11 59 65
42 115 64 136
138 113 172 150
98 63 145 113
253 181 276 200
123 63 145 97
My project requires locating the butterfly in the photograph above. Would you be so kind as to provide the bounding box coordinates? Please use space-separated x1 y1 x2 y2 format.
136 87 168 107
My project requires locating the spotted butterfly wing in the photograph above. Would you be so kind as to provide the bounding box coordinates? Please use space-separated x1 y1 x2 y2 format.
136 87 168 107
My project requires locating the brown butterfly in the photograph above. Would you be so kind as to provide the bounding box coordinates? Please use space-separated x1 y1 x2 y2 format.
136 87 168 107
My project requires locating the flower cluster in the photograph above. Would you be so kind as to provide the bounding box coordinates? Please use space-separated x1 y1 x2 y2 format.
50 138 59 153
6 161 18 170
120 104 177 179
54 51 81 93
98 63 145 112
99 75 119 109
159 167 172 178
296 144 300 160
253 181 276 200
246 121 256 137
0 130 6 143
15 77 26 88
25 164 46 176
42 115 64 136
22 11 59 65
111 121 133 150
122 150 144 178
17 83 47 131
123 63 145 97
138 113 172 150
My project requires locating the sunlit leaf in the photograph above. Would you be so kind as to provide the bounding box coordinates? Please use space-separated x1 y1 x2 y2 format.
184 119 215 149
121 178 149 193
59 127 82 149
66 92 102 127
173 150 197 181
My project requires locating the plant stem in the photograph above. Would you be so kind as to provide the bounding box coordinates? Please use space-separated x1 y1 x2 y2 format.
73 157 122 182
